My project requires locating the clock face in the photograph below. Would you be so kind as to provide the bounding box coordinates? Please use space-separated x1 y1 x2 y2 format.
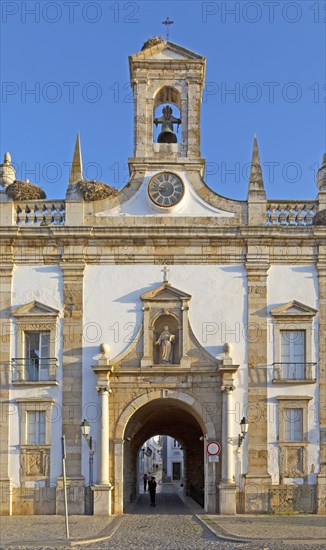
148 172 184 207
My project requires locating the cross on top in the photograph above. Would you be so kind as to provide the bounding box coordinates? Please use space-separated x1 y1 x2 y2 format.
162 266 170 283
162 17 174 40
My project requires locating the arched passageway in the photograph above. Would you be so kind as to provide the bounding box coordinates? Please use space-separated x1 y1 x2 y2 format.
120 398 211 512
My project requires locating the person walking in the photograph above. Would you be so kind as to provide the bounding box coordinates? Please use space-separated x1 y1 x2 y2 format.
143 473 148 492
148 476 157 506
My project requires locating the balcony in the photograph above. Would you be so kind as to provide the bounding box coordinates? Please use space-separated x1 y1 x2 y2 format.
272 362 316 383
12 358 58 385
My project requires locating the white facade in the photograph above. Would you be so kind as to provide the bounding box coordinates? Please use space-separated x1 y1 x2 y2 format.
0 38 325 516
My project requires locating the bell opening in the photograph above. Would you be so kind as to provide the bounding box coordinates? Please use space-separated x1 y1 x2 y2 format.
153 103 181 144
153 86 181 144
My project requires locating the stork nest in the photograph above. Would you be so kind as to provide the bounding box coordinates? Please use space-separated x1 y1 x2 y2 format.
76 180 118 202
6 181 46 200
313 209 326 225
141 36 164 50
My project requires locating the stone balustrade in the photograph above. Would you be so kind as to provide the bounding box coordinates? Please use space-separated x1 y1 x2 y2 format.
266 201 317 225
15 201 65 225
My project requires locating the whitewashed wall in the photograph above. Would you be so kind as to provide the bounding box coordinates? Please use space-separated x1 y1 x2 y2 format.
10 266 64 487
10 262 318 490
267 265 319 484
83 264 248 483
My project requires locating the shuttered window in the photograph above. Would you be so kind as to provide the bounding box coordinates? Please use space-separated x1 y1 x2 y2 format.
284 408 303 442
27 411 46 444
280 330 305 379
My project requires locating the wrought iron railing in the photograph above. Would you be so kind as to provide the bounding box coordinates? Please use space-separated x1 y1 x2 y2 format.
12 358 58 382
15 201 65 225
272 362 316 382
268 486 316 513
266 202 317 225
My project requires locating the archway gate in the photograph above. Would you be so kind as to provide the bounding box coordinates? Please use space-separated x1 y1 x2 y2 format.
91 281 240 514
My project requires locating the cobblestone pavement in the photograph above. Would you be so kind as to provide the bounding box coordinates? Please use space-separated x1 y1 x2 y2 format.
1 491 325 550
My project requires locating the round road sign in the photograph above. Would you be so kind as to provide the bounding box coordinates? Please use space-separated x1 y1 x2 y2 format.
206 441 221 456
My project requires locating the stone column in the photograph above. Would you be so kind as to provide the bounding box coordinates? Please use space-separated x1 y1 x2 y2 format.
218 360 239 515
219 385 236 514
0 265 13 515
91 362 114 515
141 306 151 367
56 262 85 515
317 246 326 513
245 256 271 512
180 300 191 367
223 386 235 483
97 385 110 484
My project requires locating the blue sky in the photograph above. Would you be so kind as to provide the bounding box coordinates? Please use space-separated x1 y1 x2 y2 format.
1 0 325 200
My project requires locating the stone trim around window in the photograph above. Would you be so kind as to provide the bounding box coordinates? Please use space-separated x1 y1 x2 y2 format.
270 300 318 383
11 301 60 383
276 395 312 480
16 398 56 446
16 398 55 486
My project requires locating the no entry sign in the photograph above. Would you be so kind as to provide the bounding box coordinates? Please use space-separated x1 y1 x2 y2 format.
206 441 221 456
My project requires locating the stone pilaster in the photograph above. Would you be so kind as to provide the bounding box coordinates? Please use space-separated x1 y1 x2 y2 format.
187 80 202 158
57 263 85 514
0 265 13 515
245 255 271 512
317 245 326 513
97 385 110 485
218 358 239 514
91 360 114 515
133 79 148 158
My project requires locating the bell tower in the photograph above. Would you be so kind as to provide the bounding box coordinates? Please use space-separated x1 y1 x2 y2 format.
128 38 206 175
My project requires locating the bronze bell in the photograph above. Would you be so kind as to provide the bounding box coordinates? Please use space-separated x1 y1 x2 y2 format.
157 122 178 143
154 106 181 144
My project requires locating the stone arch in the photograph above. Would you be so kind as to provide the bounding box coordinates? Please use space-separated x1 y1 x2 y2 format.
149 309 179 329
153 85 182 109
113 390 218 514
115 390 216 441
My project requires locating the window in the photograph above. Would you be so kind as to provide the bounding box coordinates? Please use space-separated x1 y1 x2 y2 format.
270 301 317 383
17 399 55 446
12 301 59 384
276 396 312 480
281 330 305 380
27 411 46 444
284 408 303 442
173 439 181 448
25 332 50 381
17 399 55 483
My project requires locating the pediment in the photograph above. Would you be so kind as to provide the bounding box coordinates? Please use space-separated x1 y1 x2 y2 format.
270 300 317 318
111 320 220 370
140 282 192 302
12 301 60 317
130 41 204 62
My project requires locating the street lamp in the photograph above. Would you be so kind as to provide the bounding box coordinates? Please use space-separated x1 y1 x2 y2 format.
238 417 249 447
81 419 94 485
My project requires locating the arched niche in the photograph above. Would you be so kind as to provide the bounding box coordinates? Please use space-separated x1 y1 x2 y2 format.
154 86 181 110
140 282 191 368
153 86 182 144
152 313 180 365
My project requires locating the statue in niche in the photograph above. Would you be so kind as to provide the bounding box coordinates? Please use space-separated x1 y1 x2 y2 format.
155 325 175 363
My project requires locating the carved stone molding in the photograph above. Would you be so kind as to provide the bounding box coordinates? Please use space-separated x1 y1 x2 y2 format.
280 444 308 479
20 446 50 482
